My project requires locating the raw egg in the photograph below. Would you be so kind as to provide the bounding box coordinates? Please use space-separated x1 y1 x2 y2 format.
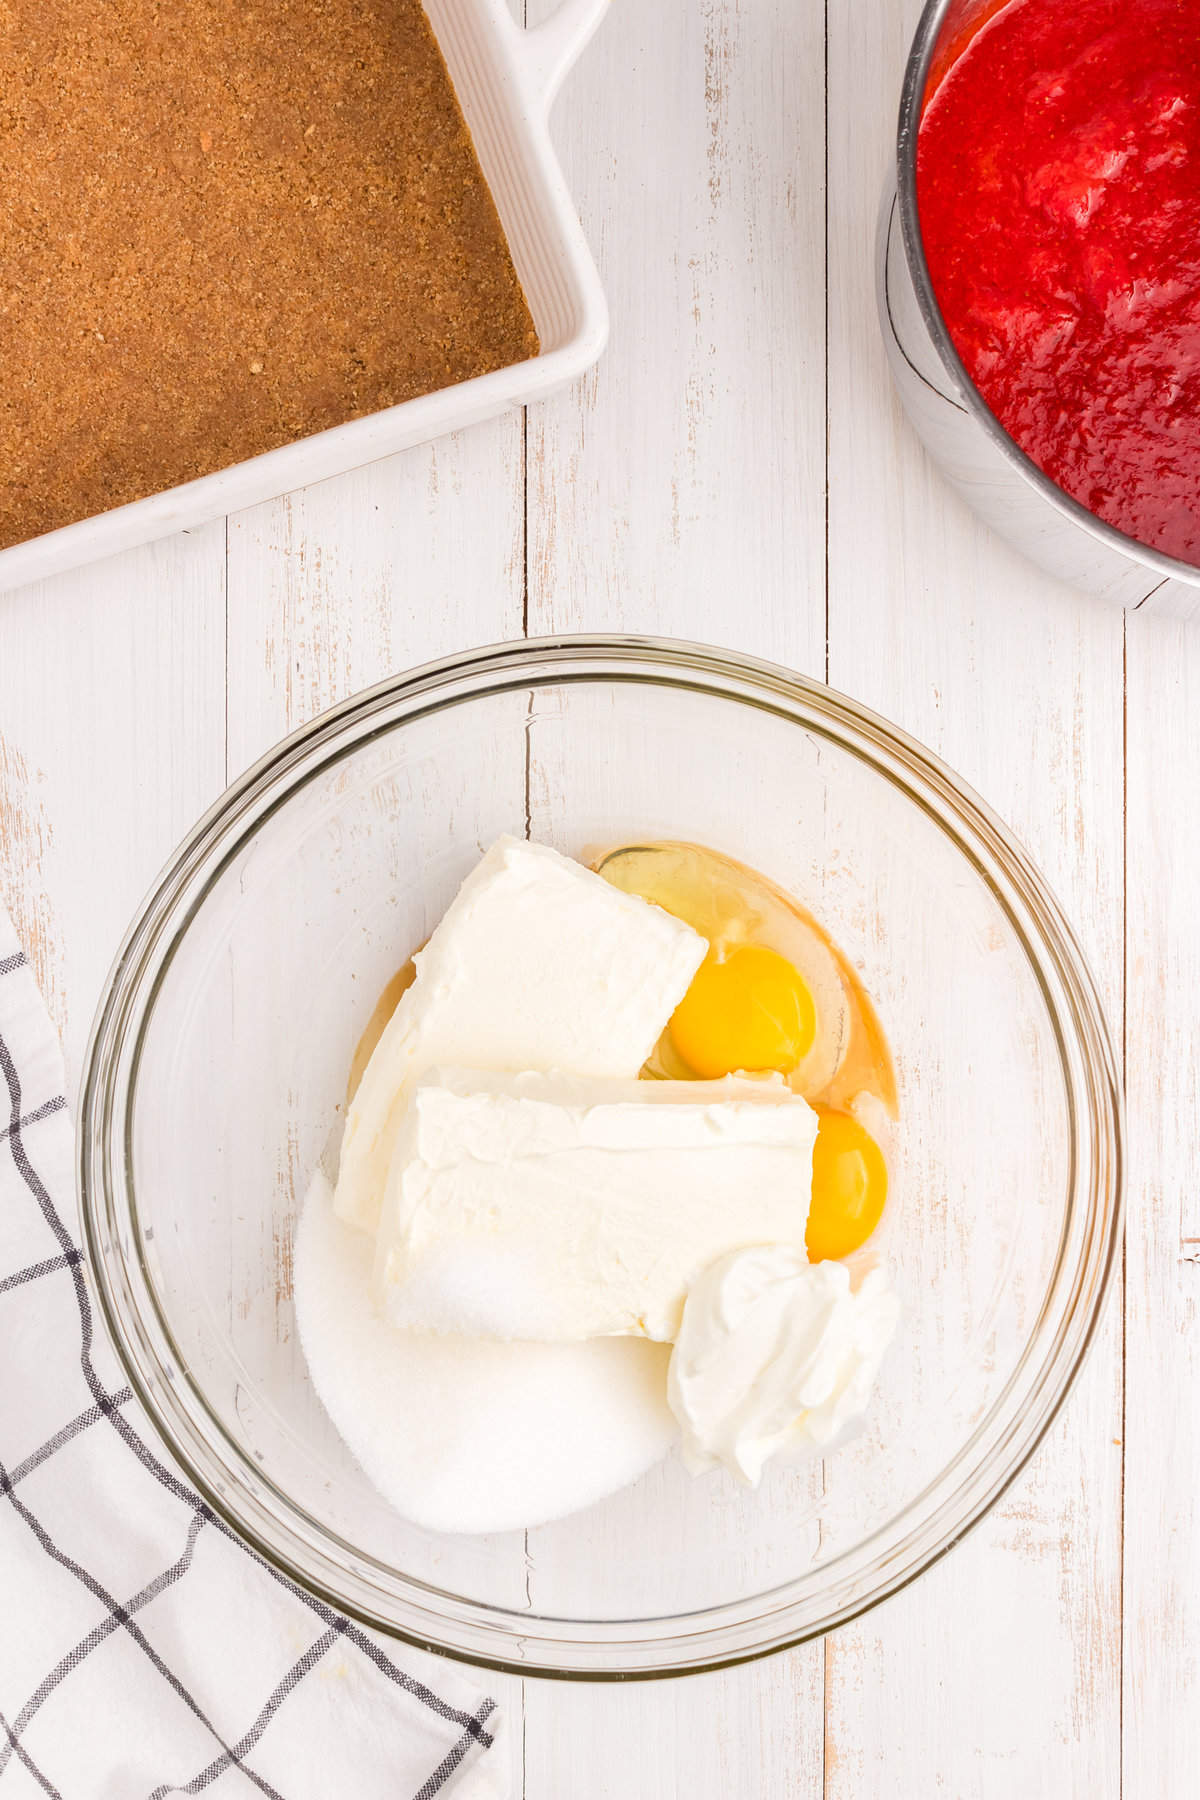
805 1107 888 1262
595 840 896 1261
669 944 817 1079
594 841 895 1115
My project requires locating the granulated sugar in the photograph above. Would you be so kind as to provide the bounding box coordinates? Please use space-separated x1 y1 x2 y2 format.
294 1173 677 1535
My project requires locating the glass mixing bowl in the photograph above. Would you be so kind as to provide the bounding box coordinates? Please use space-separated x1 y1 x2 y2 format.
78 637 1122 1678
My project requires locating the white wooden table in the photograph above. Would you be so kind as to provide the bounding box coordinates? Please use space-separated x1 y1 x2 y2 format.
1 0 1195 1792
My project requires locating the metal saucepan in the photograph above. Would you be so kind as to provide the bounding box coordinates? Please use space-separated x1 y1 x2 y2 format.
878 0 1200 616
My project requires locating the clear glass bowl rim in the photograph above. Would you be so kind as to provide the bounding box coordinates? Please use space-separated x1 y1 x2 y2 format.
78 634 1124 1680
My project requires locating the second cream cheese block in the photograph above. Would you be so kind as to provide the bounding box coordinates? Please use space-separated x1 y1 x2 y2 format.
373 1069 819 1342
334 838 708 1234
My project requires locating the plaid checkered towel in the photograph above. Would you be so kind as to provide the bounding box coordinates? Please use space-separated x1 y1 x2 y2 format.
0 904 506 1800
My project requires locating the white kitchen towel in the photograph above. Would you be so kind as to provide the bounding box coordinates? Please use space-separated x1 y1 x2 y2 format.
0 904 506 1800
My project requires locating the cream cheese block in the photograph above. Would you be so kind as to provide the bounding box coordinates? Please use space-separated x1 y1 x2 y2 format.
373 1068 818 1342
334 837 707 1234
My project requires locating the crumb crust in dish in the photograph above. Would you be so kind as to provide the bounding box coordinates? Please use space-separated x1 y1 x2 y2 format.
0 0 538 548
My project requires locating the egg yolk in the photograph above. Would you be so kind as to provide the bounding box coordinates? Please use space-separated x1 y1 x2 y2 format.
668 944 817 1080
805 1107 888 1262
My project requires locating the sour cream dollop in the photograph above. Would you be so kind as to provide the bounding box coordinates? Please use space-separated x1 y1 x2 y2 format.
667 1248 900 1485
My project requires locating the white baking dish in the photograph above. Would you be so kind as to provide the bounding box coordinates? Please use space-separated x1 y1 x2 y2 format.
0 0 609 593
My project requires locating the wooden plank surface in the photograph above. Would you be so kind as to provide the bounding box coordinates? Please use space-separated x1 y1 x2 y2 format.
0 528 227 1089
824 2 1125 1793
1124 609 1200 1799
0 0 1194 1791
224 418 526 773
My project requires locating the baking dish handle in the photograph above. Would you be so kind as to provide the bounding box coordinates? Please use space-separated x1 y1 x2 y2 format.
511 0 610 117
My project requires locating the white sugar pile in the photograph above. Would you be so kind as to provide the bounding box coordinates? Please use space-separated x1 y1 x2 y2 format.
294 1172 677 1535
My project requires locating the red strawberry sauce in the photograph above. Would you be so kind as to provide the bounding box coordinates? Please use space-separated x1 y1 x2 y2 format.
917 0 1200 566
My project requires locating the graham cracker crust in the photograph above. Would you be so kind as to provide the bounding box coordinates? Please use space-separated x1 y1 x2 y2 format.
0 0 539 549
